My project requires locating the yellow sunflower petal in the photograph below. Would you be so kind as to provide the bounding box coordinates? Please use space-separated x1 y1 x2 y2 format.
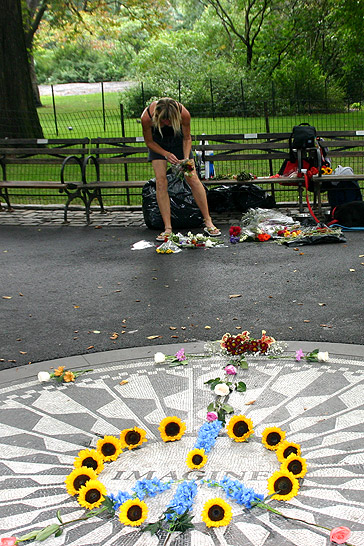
159 416 186 442
201 498 232 527
186 448 208 470
276 440 301 463
267 470 300 501
227 415 254 442
281 453 307 478
119 498 148 526
77 479 107 509
65 466 98 496
261 426 286 451
96 435 122 462
73 449 104 474
120 427 147 450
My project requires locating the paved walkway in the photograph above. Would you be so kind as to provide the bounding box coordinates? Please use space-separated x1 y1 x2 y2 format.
0 341 363 546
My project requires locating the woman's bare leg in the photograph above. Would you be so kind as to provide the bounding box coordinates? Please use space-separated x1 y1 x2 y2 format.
152 159 172 233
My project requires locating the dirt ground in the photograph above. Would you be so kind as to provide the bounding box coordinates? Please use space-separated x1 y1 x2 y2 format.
38 80 133 96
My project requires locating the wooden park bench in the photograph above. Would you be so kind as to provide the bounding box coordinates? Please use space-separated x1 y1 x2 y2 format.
0 137 90 223
1 131 363 223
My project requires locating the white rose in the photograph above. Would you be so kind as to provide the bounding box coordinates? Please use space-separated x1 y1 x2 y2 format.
317 351 329 362
214 383 230 396
38 371 51 382
205 239 214 248
154 352 166 364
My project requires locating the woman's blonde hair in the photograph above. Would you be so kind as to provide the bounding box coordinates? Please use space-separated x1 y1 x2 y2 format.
152 97 182 136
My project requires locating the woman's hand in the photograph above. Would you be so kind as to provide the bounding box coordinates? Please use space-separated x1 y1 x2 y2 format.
164 152 179 164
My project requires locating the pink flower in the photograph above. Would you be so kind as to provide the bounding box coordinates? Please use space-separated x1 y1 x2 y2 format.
174 348 186 362
206 412 218 422
224 364 237 375
0 538 17 546
295 349 305 361
329 527 351 544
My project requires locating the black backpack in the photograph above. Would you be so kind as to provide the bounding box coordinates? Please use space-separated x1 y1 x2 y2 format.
289 123 317 162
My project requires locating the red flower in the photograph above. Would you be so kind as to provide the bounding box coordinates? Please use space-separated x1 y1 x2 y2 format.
224 335 243 355
259 341 269 353
229 225 242 237
257 233 271 241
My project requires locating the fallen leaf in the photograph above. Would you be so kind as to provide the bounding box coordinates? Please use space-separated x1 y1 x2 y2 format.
171 335 179 338
349 268 356 272
8 359 16 363
114 289 121 293
235 326 242 330
293 248 299 251
16 338 21 341
86 345 94 350
146 335 162 339
94 225 102 229
245 400 256 405
73 305 80 309
19 293 24 296
229 294 242 298
135 300 141 302
288 326 293 330
110 333 119 340
92 330 101 334
299 252 304 255
152 277 158 280
205 326 211 329
119 380 128 385
268 296 273 298
2 296 12 299
169 326 177 330
74 330 78 333
318 303 326 306
121 330 126 334
303 320 310 323
181 327 186 330
359 254 364 258
19 351 27 355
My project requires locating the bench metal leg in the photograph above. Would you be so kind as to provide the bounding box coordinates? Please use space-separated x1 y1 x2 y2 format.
0 188 13 211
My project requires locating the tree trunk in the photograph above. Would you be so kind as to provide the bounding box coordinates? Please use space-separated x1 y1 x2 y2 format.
29 52 42 107
0 0 43 138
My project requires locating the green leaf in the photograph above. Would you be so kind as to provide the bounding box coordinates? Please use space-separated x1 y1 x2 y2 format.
217 408 227 424
36 524 61 541
141 520 163 535
221 403 234 413
236 381 247 392
56 509 63 524
238 359 249 369
17 529 43 541
55 528 63 537
102 496 116 515
204 377 220 385
207 402 215 411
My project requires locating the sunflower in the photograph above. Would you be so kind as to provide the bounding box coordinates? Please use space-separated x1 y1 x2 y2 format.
77 479 107 509
186 448 208 470
73 449 104 474
119 498 148 526
120 427 147 450
158 416 186 442
201 498 232 527
261 426 286 451
276 440 301 463
65 466 98 496
267 470 300 501
281 453 307 479
227 415 254 442
96 435 122 462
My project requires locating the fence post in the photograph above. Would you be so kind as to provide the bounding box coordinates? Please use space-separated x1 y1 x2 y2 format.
240 79 246 117
120 103 130 205
51 84 58 136
264 102 275 205
209 78 215 120
101 81 106 132
141 81 145 110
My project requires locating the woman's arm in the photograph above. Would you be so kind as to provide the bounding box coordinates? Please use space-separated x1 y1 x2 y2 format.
181 105 192 160
141 107 179 164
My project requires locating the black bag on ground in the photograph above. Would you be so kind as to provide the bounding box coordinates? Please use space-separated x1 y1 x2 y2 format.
142 173 204 230
331 201 364 227
207 184 275 212
207 185 236 212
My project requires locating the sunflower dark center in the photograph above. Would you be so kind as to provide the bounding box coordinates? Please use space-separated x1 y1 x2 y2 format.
82 457 98 470
73 474 91 491
127 505 142 521
165 422 180 436
266 432 281 446
274 476 293 494
85 488 101 503
192 454 203 465
283 446 298 458
208 504 225 522
233 420 249 437
288 460 303 474
102 442 117 456
125 430 141 445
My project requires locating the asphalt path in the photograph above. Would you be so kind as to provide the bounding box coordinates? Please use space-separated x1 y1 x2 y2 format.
1 225 363 370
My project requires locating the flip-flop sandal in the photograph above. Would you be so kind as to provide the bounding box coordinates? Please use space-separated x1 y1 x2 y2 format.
156 231 172 241
204 226 221 237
